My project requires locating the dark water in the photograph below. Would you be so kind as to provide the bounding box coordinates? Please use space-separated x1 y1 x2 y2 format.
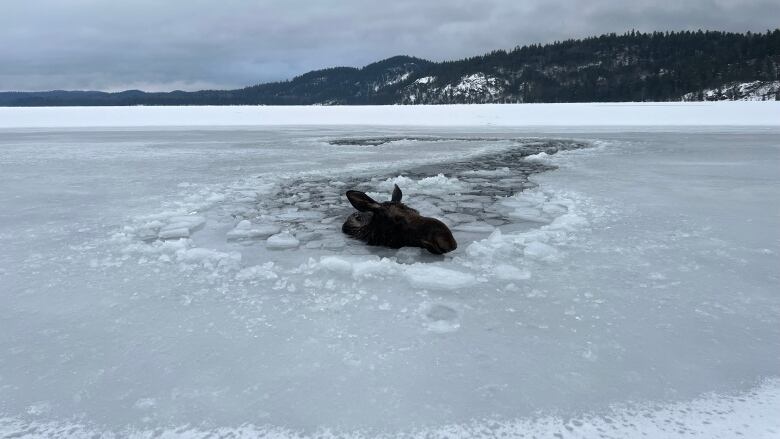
228 138 590 250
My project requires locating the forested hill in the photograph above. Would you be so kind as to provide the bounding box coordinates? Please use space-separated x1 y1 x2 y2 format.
2 30 778 106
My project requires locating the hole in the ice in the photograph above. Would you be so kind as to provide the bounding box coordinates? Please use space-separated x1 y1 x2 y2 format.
326 136 582 148
130 139 591 259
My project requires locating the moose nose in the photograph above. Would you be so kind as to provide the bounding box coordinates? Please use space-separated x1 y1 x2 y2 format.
436 235 457 253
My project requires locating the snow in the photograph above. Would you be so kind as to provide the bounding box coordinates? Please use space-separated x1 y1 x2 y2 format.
682 80 780 101
374 71 414 90
404 73 506 104
1 101 779 128
318 255 356 273
377 173 469 196
1 110 779 437
444 73 505 100
1 378 779 437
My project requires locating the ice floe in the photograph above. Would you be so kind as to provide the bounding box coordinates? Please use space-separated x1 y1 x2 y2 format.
266 231 301 249
226 220 280 241
406 265 478 290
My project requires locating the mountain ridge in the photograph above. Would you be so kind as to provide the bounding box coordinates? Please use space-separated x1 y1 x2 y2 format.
1 30 778 106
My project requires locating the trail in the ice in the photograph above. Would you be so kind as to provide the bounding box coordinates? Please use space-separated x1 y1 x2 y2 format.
111 137 593 313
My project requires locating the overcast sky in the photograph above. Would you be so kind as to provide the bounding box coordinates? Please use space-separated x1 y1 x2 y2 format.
1 0 777 92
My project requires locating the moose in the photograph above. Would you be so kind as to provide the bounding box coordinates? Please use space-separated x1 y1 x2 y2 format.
342 184 457 254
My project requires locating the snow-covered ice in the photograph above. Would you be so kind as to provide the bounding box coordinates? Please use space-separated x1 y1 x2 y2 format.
0 110 779 437
2 101 779 128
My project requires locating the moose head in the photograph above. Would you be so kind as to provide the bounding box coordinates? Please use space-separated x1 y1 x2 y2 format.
342 184 457 254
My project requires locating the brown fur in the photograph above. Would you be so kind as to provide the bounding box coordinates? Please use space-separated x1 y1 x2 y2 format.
342 185 457 254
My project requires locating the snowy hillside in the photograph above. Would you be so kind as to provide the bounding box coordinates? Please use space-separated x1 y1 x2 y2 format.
682 80 780 101
402 73 508 104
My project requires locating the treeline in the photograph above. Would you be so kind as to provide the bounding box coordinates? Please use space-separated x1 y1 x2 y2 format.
420 29 780 103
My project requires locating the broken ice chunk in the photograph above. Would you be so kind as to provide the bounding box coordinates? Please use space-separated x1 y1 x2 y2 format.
294 231 322 243
304 240 324 249
158 227 191 240
226 220 280 241
493 264 531 280
276 209 325 221
405 265 477 290
461 167 513 177
524 241 559 261
157 215 205 240
321 239 346 250
542 203 568 215
507 208 549 223
266 231 300 249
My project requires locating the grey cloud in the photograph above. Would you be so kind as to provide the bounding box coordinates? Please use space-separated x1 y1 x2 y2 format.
1 0 777 91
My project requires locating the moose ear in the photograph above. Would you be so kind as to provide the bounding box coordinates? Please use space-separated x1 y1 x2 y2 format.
391 184 402 203
346 190 381 212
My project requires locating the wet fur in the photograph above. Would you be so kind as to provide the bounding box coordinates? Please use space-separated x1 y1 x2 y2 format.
342 185 457 254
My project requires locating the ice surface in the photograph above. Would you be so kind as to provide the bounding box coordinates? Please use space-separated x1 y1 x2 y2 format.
1 123 779 437
2 101 780 128
2 378 779 438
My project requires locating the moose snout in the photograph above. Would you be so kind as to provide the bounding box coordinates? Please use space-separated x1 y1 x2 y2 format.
424 233 458 254
436 235 458 253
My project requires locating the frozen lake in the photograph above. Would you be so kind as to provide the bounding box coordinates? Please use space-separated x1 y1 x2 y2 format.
1 124 779 437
